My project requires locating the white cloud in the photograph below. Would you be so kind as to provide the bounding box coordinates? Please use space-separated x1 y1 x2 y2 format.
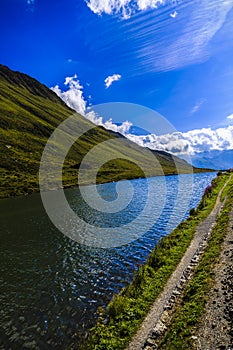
106 119 132 133
227 113 233 120
190 98 206 114
170 11 178 18
86 0 131 19
51 75 86 116
51 75 131 134
86 1 233 73
84 111 132 134
125 126 233 155
86 0 165 18
126 0 233 73
104 74 122 88
137 0 164 11
153 1 233 71
51 75 233 157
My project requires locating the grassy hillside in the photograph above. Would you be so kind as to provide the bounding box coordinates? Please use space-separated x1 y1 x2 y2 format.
0 64 210 198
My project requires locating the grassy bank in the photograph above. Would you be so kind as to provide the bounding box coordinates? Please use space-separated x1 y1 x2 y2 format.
82 172 231 350
157 173 233 349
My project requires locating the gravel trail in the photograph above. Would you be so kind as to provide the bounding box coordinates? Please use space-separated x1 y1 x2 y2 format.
126 175 232 350
193 207 233 350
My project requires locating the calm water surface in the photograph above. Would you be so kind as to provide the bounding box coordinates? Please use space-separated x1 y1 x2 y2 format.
0 173 216 349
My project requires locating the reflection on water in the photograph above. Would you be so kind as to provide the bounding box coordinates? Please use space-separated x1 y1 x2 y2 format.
0 173 215 349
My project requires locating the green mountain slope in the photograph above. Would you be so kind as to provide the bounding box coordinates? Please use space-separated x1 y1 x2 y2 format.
0 65 210 198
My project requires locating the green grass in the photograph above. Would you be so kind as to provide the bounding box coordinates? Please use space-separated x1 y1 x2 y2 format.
0 64 212 198
79 173 230 350
157 172 233 350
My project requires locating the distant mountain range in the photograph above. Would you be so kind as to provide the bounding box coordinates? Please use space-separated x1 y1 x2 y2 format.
117 123 233 171
190 150 233 170
0 64 209 198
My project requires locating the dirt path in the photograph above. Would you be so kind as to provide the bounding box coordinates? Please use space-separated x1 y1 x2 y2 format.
126 176 232 350
193 207 233 350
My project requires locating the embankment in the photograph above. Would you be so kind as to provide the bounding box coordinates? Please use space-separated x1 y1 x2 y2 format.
82 171 233 350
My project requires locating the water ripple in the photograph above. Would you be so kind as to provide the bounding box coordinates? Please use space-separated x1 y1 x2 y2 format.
0 173 216 349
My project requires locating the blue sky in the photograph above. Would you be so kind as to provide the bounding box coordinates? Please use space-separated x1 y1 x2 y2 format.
1 0 233 154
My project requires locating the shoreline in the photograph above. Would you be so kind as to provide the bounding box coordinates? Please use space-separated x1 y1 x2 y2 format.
127 172 232 350
83 171 232 350
0 168 215 201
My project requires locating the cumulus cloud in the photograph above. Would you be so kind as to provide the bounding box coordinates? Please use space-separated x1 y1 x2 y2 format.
105 119 132 133
51 75 233 157
104 74 122 88
136 0 164 11
125 126 233 156
51 75 131 134
83 110 132 134
51 75 86 116
82 110 132 133
86 0 165 19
